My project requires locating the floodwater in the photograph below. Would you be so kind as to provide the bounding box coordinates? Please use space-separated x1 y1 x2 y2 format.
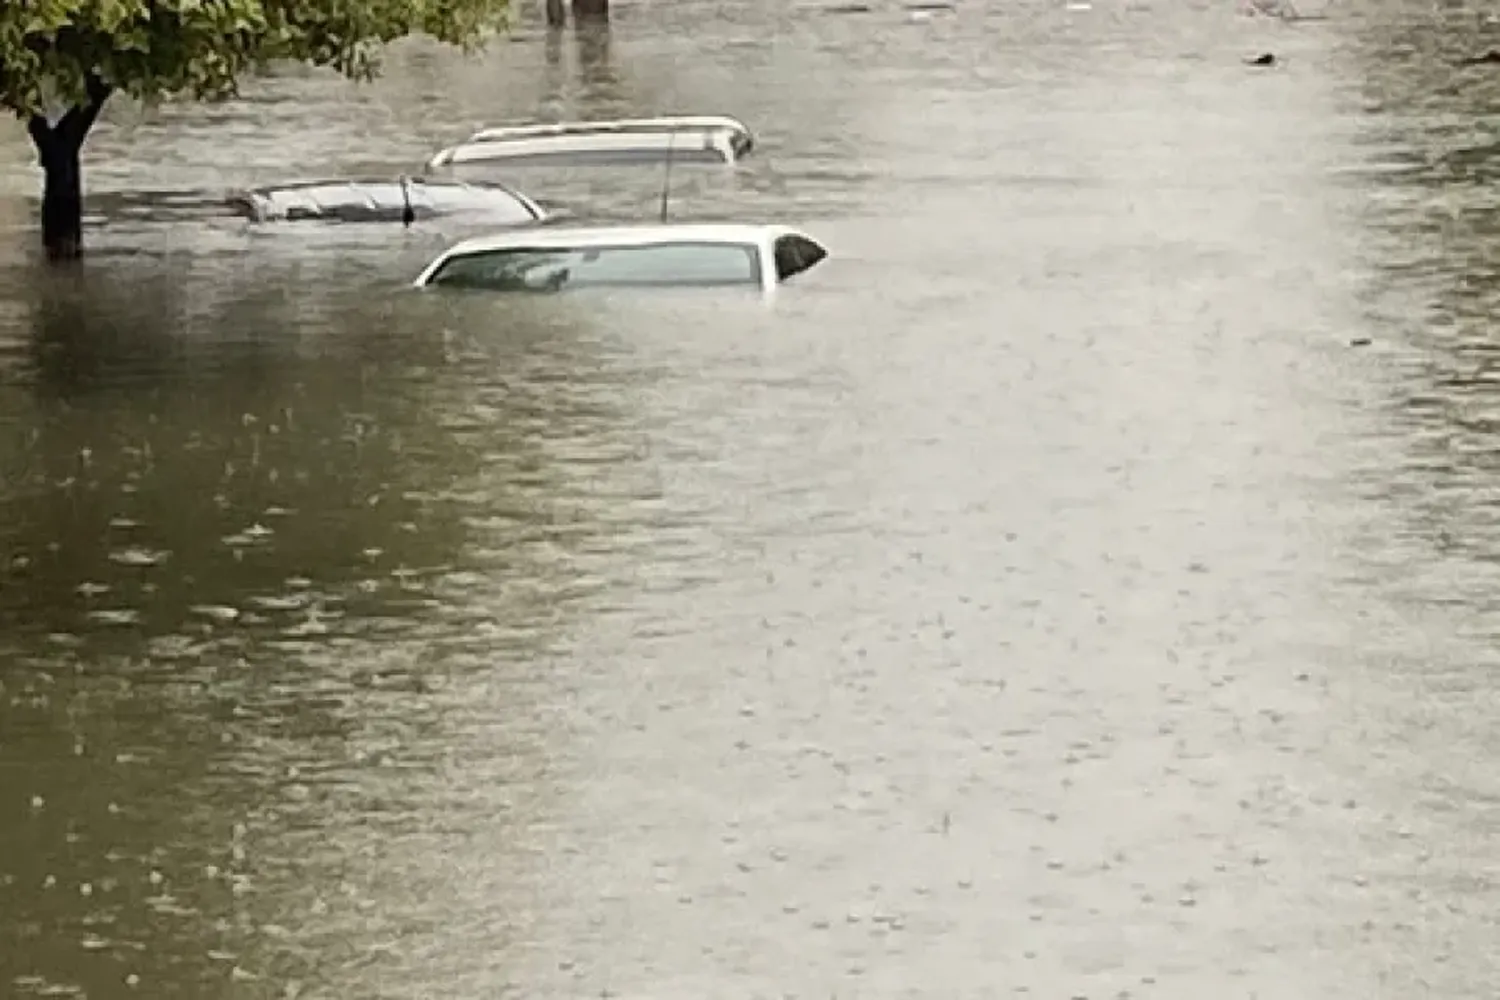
1 0 1498 996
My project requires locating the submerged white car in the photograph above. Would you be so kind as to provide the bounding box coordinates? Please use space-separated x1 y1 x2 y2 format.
426 115 755 170
229 177 548 225
411 223 828 294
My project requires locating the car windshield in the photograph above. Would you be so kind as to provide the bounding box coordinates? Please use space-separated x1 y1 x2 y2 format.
427 240 763 291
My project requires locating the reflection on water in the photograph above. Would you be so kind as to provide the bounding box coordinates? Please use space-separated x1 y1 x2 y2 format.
2 0 1500 997
0 243 633 997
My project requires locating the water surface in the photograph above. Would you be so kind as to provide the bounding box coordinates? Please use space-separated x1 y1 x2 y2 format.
2 1 1498 997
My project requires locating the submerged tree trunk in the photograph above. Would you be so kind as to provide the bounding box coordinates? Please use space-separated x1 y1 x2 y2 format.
26 75 112 262
572 0 608 23
37 141 84 260
545 0 567 26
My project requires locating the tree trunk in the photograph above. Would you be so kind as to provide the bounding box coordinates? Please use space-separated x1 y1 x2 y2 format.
572 0 608 23
26 74 112 262
545 0 567 26
38 139 84 261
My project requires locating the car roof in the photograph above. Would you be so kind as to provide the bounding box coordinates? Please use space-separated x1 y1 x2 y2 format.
243 177 525 197
434 224 815 257
467 115 750 142
233 176 547 223
427 129 741 168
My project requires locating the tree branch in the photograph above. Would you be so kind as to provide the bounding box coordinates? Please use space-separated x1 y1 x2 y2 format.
85 71 110 107
23 71 112 165
60 72 112 147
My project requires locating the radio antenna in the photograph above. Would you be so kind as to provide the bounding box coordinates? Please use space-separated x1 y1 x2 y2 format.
400 174 415 227
658 129 678 223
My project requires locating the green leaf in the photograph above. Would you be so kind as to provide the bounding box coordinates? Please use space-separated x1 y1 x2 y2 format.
0 0 511 115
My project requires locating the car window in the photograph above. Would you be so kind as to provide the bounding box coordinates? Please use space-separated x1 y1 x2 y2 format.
429 241 762 290
772 235 828 282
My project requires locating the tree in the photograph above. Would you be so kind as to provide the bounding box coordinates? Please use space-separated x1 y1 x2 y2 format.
0 0 509 261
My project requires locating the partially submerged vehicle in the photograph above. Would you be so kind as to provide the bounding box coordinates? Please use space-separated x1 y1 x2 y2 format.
425 115 755 170
462 114 753 146
229 177 548 224
411 223 828 295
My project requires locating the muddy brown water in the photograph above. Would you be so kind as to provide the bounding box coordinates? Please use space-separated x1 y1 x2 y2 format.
1 1 1499 997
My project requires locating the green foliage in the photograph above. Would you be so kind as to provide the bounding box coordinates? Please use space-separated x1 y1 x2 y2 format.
0 0 510 116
